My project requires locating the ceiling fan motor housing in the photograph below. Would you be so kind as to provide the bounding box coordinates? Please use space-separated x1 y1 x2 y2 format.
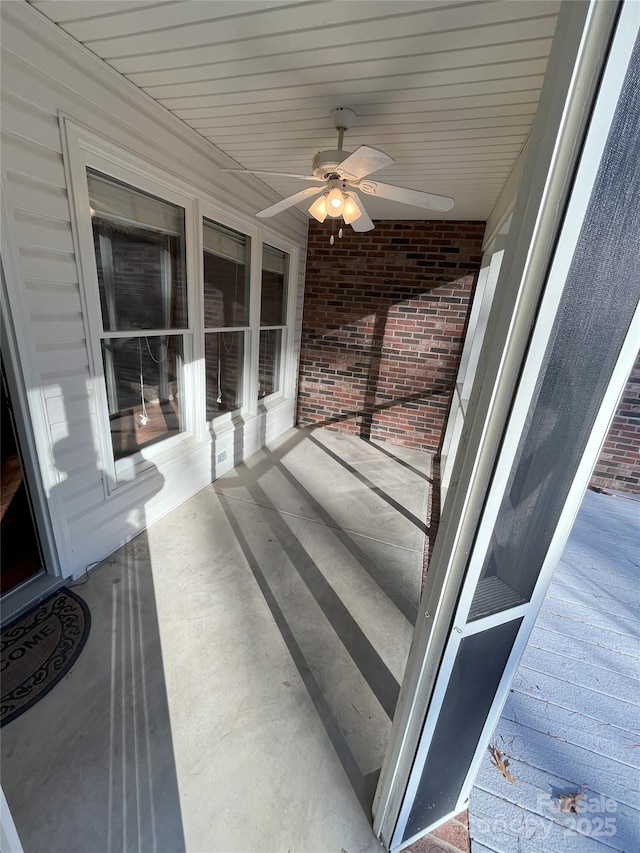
312 149 351 179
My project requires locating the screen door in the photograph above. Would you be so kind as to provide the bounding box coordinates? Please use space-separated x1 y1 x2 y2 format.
374 5 639 849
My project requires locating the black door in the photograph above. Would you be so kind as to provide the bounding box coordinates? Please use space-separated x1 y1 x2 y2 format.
1 357 44 594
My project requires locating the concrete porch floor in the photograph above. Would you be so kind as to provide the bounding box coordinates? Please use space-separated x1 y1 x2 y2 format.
1 426 434 853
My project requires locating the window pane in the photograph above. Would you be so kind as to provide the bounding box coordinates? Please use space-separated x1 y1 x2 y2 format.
258 329 282 399
101 335 183 461
203 220 250 328
261 245 288 326
205 332 244 419
88 170 187 331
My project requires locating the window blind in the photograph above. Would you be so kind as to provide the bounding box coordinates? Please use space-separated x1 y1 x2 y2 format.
87 170 183 235
203 219 249 264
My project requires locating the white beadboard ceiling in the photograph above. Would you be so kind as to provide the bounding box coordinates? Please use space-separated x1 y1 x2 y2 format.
29 0 560 222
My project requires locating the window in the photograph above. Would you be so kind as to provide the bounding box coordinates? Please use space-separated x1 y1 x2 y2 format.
65 120 299 487
203 219 250 419
87 170 189 463
259 245 288 400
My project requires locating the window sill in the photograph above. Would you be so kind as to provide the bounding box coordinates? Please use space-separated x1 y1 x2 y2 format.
107 432 203 495
258 393 289 412
209 408 251 440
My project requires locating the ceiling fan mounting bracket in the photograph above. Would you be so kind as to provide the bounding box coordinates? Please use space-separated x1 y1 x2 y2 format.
330 107 356 150
330 107 356 131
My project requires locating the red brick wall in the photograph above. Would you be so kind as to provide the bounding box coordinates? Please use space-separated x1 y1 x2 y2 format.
590 352 640 493
297 220 484 451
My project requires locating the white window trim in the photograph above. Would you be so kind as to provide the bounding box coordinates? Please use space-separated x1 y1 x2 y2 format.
258 328 287 408
199 203 300 427
258 227 300 405
61 116 301 489
62 118 203 493
201 201 260 431
258 241 291 406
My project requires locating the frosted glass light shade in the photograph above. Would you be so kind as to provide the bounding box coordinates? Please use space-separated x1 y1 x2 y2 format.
308 195 328 222
326 188 344 217
343 193 363 225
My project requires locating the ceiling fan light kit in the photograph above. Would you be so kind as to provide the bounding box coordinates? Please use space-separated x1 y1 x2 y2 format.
308 194 328 223
342 193 364 226
325 187 345 216
221 107 454 241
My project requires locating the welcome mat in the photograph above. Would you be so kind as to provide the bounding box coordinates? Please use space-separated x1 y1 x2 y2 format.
1 588 90 727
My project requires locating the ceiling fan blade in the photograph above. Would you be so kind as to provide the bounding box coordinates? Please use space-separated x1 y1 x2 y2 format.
344 191 374 232
337 145 394 181
256 185 324 218
221 169 322 182
357 180 454 212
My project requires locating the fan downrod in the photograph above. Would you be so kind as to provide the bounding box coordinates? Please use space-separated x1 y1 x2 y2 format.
331 106 356 150
312 107 358 178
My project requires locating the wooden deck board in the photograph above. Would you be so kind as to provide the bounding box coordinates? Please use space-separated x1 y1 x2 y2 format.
469 490 640 852
473 749 640 849
472 788 629 853
552 565 638 595
531 609 639 657
518 645 640 702
484 715 639 809
527 626 640 680
543 589 640 626
510 668 640 730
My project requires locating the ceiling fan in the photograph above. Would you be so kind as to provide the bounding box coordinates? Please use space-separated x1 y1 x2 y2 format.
222 108 454 234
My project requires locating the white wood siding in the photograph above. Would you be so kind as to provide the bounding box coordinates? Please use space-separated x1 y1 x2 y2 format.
1 1 308 578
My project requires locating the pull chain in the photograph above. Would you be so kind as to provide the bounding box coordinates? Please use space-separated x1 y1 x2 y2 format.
138 338 150 426
329 219 344 245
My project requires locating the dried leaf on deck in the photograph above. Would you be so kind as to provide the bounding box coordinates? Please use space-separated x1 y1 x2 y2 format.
489 744 516 784
558 791 585 813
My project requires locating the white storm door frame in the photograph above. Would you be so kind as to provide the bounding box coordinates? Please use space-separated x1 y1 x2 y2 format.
373 0 638 848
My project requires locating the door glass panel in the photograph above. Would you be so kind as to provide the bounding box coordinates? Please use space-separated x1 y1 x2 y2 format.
205 332 244 419
101 336 183 460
